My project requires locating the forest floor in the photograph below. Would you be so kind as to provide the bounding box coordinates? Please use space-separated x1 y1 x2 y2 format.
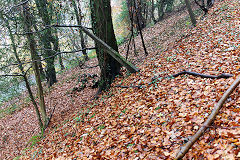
1 0 240 159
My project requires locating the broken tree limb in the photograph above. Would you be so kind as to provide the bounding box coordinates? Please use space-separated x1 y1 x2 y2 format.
115 85 144 89
50 25 140 73
79 26 140 73
175 75 240 160
171 70 233 79
152 70 233 82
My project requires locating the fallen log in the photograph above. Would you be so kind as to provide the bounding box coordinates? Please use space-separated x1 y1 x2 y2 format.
175 75 240 159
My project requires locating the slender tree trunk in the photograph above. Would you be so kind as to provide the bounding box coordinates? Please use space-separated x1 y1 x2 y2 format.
90 0 121 91
54 13 65 71
32 24 48 79
35 0 57 86
127 0 146 30
134 0 148 56
22 2 47 126
54 31 65 70
185 0 197 26
157 0 165 21
72 0 89 61
151 0 157 23
165 0 174 13
0 11 43 129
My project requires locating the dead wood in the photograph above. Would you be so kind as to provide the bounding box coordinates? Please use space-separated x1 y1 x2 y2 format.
115 85 143 89
171 70 233 79
175 75 240 159
119 71 233 89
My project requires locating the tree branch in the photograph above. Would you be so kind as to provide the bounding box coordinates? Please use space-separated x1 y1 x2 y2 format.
0 47 96 70
0 74 24 77
170 70 233 79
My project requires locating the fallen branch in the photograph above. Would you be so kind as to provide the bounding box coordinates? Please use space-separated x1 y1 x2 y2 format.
175 75 240 159
171 70 233 79
85 65 99 69
152 71 233 82
119 71 233 89
115 85 143 89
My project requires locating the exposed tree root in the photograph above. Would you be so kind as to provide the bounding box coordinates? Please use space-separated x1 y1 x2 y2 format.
175 75 240 159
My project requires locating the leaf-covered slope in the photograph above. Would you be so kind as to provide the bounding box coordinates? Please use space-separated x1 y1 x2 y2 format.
22 0 240 159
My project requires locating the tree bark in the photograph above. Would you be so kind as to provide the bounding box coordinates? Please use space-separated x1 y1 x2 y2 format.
35 0 57 86
127 0 146 30
0 11 43 129
90 0 123 91
157 0 165 21
22 2 47 126
151 0 157 23
185 0 197 26
72 0 89 61
79 26 139 73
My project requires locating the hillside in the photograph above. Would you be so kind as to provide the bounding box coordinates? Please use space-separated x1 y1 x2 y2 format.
1 0 240 159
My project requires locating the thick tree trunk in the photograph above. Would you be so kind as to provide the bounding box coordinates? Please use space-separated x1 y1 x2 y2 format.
22 3 47 126
78 26 139 73
90 0 122 91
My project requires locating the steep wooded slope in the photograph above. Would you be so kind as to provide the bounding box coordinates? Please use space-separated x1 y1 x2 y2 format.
11 0 240 159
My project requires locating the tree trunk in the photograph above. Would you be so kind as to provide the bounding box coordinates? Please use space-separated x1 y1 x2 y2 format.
157 0 165 21
151 0 157 23
0 11 43 129
32 24 48 79
35 0 57 86
54 31 65 70
22 2 48 126
185 0 197 26
165 0 174 13
72 0 89 61
127 0 146 30
77 26 139 73
90 0 122 91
